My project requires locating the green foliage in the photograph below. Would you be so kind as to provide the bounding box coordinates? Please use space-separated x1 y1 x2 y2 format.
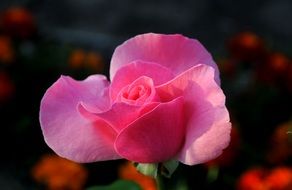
87 180 142 190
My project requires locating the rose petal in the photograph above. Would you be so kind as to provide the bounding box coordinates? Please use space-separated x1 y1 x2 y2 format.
110 33 220 83
180 107 231 165
40 75 120 162
114 97 185 163
110 61 174 100
78 101 159 133
156 65 231 165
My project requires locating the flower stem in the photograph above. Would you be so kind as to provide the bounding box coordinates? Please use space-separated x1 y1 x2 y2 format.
156 173 164 190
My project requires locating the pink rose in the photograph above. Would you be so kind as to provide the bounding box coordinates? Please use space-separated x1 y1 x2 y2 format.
40 33 231 165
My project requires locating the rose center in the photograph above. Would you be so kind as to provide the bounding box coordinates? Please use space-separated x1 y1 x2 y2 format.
123 85 146 100
115 76 158 106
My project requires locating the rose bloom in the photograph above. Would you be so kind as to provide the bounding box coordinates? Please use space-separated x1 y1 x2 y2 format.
40 33 231 165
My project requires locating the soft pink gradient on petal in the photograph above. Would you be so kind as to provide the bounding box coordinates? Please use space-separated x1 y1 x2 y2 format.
156 65 231 165
110 33 220 83
40 75 120 162
110 61 174 100
180 108 231 165
114 97 185 163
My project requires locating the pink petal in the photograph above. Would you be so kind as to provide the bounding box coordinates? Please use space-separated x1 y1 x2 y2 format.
110 61 174 100
110 33 220 83
156 65 231 165
114 97 185 163
79 101 159 133
39 75 120 162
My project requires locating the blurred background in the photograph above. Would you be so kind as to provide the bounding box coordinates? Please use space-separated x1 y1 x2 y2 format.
0 0 291 189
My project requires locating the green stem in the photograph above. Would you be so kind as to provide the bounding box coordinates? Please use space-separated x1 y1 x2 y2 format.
156 173 164 190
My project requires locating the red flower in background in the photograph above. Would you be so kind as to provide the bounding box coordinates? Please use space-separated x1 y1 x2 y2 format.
0 71 15 103
31 154 88 190
0 7 35 39
227 31 266 62
237 168 267 190
0 35 14 63
256 52 290 85
267 122 292 164
237 167 292 190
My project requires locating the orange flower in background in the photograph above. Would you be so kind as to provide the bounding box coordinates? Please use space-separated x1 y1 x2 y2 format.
267 122 292 164
68 49 105 73
0 71 15 103
227 31 265 61
237 167 292 190
0 7 35 38
85 51 105 72
31 154 88 190
68 49 86 69
118 162 157 190
0 35 14 63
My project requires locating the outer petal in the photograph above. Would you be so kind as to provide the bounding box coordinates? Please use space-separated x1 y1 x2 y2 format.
156 65 231 165
110 61 174 100
110 33 220 83
39 75 120 162
114 97 185 163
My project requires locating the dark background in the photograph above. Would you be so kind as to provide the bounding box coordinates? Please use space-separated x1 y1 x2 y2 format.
1 0 292 53
0 0 291 189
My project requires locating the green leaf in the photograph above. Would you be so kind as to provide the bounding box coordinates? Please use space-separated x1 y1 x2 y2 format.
135 163 158 178
86 180 142 190
161 160 179 178
206 165 219 183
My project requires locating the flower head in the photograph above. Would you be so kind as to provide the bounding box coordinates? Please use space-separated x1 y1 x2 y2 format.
40 33 231 165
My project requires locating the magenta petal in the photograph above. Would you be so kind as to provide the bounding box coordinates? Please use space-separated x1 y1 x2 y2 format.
110 61 174 100
40 75 120 162
110 33 220 83
156 65 231 165
114 97 185 163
